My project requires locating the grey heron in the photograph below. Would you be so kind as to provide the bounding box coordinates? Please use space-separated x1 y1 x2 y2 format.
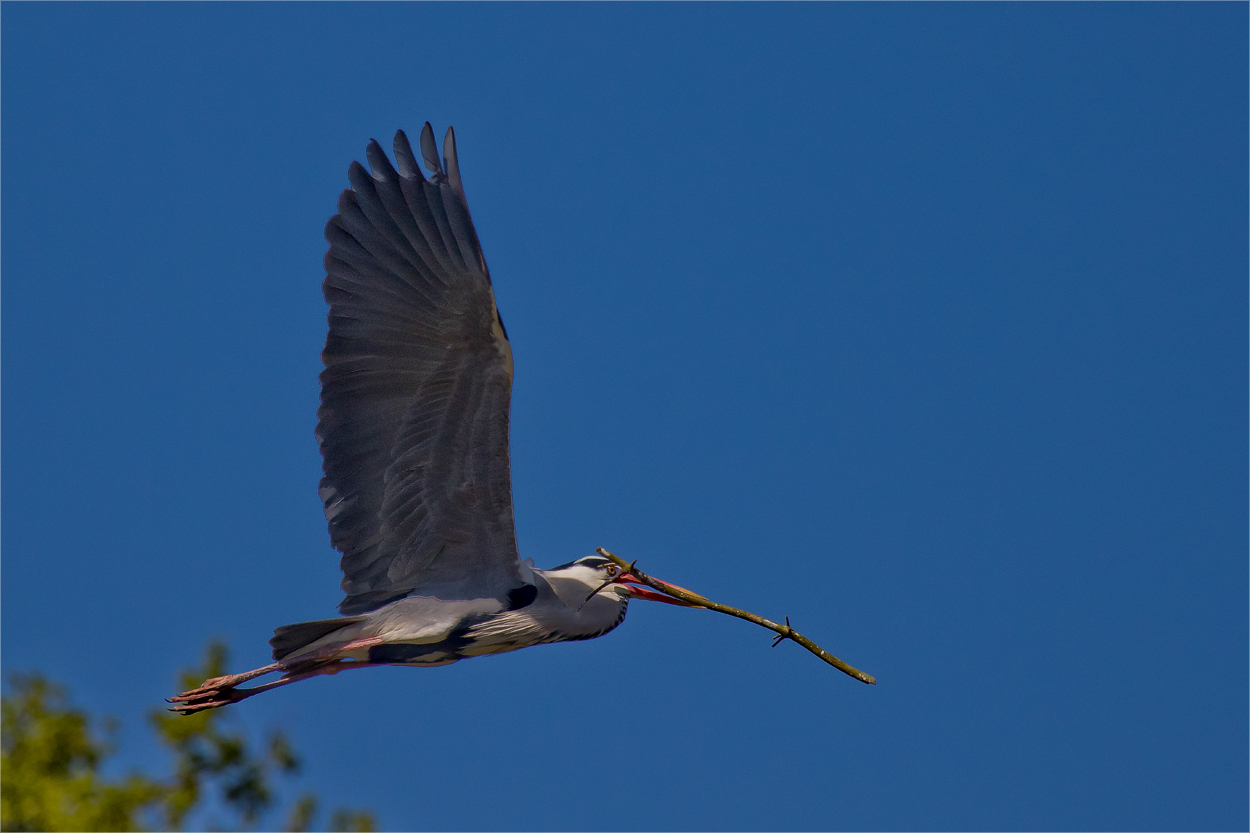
170 124 698 714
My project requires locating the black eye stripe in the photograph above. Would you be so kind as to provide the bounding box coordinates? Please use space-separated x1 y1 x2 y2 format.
550 556 611 571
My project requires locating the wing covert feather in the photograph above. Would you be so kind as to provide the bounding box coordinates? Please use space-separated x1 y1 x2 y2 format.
318 126 522 615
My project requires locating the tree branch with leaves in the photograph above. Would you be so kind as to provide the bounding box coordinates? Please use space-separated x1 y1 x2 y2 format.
1 643 377 832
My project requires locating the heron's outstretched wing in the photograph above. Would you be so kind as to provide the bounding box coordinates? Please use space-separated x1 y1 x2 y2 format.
318 124 523 616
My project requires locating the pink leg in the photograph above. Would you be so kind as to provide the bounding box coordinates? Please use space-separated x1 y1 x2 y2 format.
168 661 389 714
167 637 384 713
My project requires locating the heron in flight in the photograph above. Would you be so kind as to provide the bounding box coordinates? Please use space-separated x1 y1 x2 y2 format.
171 124 698 713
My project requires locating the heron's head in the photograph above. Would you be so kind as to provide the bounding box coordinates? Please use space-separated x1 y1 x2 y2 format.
546 555 700 610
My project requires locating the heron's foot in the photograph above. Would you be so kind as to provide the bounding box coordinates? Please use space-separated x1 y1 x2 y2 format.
166 661 289 713
167 682 261 714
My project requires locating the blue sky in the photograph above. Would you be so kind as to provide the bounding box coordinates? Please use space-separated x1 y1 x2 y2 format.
3 3 1246 830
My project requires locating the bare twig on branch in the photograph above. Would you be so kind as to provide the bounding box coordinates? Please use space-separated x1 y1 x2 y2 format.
596 547 876 686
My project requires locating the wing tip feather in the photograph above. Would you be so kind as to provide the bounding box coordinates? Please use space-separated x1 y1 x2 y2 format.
443 125 466 202
365 139 398 181
419 122 445 180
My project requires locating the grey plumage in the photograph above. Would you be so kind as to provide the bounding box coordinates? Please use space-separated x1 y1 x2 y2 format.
168 124 699 715
319 126 521 616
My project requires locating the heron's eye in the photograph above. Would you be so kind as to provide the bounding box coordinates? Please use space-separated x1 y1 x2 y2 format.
605 564 618 577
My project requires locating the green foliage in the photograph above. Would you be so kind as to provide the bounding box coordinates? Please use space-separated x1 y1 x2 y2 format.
146 643 300 829
1 643 378 832
1 675 164 831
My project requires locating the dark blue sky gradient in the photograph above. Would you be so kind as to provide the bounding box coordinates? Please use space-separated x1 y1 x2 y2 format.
3 4 1246 830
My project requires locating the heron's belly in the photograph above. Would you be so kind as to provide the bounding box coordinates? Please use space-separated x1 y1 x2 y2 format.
368 611 547 665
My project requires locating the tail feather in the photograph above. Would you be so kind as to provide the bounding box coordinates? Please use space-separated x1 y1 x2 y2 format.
270 616 366 661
